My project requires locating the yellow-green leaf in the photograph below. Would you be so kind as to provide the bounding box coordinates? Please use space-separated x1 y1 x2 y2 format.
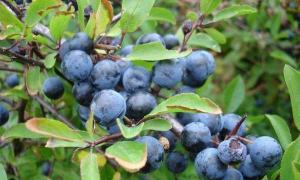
105 141 147 172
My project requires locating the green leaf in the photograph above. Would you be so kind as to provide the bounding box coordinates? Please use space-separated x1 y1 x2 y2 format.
44 53 57 69
105 141 147 173
127 42 192 61
1 89 29 100
77 0 89 30
117 119 144 139
188 33 221 52
281 138 300 180
25 66 42 96
143 118 172 131
204 28 226 44
266 114 292 150
85 111 95 137
271 50 297 68
46 139 88 148
148 7 176 24
213 4 257 22
50 14 72 41
146 93 222 119
80 153 100 180
223 75 245 113
0 163 7 180
25 118 84 142
0 3 23 30
284 65 300 131
120 0 156 32
85 0 113 38
200 0 222 14
2 123 46 139
25 0 61 26
73 149 106 167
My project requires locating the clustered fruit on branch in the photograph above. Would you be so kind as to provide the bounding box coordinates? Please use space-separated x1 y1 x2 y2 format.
0 1 284 179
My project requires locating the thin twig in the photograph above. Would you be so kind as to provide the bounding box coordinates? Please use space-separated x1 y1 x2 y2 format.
91 133 122 147
94 44 119 51
33 95 76 129
179 14 205 52
0 48 45 68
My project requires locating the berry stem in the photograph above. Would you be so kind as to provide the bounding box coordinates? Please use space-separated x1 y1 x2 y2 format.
237 136 253 144
179 14 205 52
0 66 23 73
226 114 247 140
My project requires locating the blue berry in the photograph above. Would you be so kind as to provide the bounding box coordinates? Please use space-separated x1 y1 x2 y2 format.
61 50 93 82
119 45 133 57
222 168 243 180
126 91 157 121
59 32 93 59
136 136 164 173
249 136 282 168
166 152 188 173
136 33 165 47
41 161 52 176
163 34 179 49
194 148 227 179
107 124 120 134
182 50 215 87
116 60 132 85
90 90 126 127
181 122 211 152
152 60 183 88
239 155 265 178
217 137 247 164
77 105 90 123
122 67 150 93
43 77 64 100
5 74 19 88
176 113 195 126
193 113 223 135
0 105 9 126
72 81 94 106
90 60 121 90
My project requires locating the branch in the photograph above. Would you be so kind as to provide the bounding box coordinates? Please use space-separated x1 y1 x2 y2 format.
33 23 55 43
0 48 45 68
112 12 121 24
0 66 23 73
33 95 76 129
91 133 123 147
179 14 205 52
161 114 184 137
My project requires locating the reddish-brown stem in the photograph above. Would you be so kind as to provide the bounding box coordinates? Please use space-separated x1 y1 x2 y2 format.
226 115 248 139
179 14 205 52
91 133 123 147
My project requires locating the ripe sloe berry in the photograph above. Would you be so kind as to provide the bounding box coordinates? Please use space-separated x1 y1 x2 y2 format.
90 60 121 90
43 77 64 100
166 152 188 173
90 90 126 127
194 148 227 180
181 122 211 152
